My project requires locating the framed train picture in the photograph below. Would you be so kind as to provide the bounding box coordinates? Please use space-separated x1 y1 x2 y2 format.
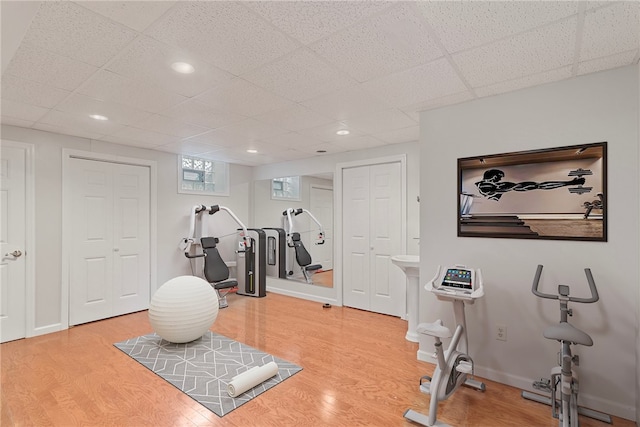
458 142 607 241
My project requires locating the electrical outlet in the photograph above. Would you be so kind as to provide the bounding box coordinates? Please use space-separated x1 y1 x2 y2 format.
496 324 507 341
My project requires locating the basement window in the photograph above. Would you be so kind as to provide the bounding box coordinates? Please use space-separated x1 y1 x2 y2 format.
178 155 229 196
272 176 300 201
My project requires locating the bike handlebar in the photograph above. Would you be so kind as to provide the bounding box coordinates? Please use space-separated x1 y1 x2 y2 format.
531 264 600 303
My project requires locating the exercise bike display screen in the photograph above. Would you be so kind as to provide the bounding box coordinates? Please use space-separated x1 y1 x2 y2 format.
442 268 473 290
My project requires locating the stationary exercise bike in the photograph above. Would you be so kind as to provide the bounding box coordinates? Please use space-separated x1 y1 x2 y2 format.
521 265 611 426
404 265 486 427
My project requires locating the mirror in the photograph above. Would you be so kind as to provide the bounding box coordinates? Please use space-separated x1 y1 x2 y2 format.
253 174 334 287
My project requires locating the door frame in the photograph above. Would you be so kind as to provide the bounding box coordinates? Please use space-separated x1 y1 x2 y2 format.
1 140 36 338
61 149 157 330
335 154 407 309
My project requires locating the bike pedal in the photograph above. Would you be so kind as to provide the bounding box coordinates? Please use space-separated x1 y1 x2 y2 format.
456 361 473 374
533 378 552 392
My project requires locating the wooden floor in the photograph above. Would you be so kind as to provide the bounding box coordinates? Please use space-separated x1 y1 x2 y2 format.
1 293 632 427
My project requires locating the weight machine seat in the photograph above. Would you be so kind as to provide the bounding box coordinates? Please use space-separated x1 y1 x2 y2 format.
543 321 593 346
290 232 322 271
201 237 237 308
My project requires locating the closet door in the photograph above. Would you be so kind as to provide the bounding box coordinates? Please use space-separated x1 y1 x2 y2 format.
343 167 371 310
69 159 114 325
112 163 150 316
68 159 150 326
342 162 402 316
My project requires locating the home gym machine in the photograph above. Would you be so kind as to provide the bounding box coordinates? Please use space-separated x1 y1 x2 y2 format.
182 205 266 303
282 208 325 283
262 227 287 279
521 265 610 427
404 265 486 427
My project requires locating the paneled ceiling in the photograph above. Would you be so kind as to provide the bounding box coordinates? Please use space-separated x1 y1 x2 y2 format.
1 1 638 166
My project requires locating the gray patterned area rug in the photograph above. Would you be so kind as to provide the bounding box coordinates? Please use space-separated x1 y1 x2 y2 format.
114 331 302 417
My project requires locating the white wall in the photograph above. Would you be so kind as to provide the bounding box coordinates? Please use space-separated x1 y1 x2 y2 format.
0 125 252 334
419 65 639 420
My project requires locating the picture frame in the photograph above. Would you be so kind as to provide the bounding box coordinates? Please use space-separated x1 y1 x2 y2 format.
458 142 607 241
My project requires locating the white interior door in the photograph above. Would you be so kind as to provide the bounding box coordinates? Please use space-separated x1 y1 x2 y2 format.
0 144 27 342
113 164 150 316
69 159 150 325
369 162 402 315
310 186 333 270
342 162 402 316
343 166 371 310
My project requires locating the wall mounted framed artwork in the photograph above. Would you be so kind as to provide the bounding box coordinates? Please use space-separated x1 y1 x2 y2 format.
458 142 607 241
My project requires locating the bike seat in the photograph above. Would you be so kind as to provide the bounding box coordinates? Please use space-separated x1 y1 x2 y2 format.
417 320 452 339
543 322 593 346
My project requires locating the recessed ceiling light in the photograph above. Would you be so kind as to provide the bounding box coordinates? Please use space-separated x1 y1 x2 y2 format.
247 149 258 154
171 62 195 74
89 114 108 121
336 129 350 136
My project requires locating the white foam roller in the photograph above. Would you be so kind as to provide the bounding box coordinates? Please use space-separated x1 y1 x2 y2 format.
227 361 279 397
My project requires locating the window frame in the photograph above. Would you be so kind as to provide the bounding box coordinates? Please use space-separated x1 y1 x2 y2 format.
177 155 229 196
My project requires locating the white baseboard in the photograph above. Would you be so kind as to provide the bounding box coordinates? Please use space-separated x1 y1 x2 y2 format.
266 285 337 306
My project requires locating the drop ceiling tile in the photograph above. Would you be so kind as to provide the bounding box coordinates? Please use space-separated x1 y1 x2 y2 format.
293 141 339 155
4 43 98 91
108 126 178 146
475 66 572 98
1 74 70 109
207 118 288 143
76 1 177 32
156 140 226 156
1 116 35 128
346 109 416 135
245 1 395 45
297 121 365 143
99 134 166 150
22 2 138 67
328 135 387 153
132 114 209 139
181 130 239 149
309 3 444 82
144 1 298 75
362 58 468 108
55 94 152 126
106 36 234 98
242 48 355 102
268 149 316 162
375 126 420 145
161 99 246 129
580 2 640 62
195 78 294 117
401 91 475 117
258 132 326 149
452 17 576 88
254 104 334 133
78 70 187 113
38 109 125 136
417 1 577 54
577 49 639 76
1 99 49 122
301 86 391 121
32 122 105 140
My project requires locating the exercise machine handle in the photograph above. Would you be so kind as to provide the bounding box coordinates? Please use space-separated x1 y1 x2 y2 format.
531 264 600 303
184 252 205 259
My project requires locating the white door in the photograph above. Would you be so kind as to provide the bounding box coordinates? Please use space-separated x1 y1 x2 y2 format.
369 163 402 315
310 186 333 270
0 144 27 342
68 159 150 325
343 162 402 316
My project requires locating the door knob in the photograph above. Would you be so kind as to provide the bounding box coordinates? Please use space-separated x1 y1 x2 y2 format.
5 250 22 258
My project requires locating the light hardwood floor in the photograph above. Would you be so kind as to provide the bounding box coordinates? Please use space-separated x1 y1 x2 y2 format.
1 292 633 427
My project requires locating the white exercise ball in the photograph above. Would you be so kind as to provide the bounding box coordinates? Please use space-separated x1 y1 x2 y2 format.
148 275 219 343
